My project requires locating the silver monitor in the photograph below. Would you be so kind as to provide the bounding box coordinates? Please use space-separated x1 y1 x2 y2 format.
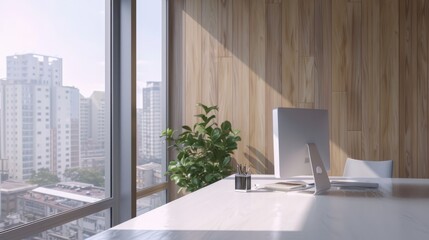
273 108 330 178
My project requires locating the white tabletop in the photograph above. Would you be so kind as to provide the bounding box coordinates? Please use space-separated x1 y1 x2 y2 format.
91 176 429 240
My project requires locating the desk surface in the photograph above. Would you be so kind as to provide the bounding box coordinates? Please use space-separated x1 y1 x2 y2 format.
90 176 429 240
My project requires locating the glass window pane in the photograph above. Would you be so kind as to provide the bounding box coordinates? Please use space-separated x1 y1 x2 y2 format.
24 209 109 240
136 0 167 191
136 191 166 216
0 0 110 232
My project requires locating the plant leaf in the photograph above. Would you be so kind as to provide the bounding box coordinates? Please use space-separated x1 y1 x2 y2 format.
221 121 232 132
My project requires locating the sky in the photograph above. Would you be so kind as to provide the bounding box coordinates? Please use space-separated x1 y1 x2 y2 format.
0 0 163 102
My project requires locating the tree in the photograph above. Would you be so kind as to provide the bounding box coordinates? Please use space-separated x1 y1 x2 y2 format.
63 168 104 187
28 168 60 186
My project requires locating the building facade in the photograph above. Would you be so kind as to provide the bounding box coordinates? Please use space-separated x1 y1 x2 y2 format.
1 54 62 180
0 54 84 181
141 81 162 163
79 92 106 170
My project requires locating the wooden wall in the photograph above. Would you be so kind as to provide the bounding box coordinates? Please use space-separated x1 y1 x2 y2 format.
169 0 429 178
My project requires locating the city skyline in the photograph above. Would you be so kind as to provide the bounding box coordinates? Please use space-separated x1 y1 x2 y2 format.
0 53 165 237
0 0 163 99
0 1 166 238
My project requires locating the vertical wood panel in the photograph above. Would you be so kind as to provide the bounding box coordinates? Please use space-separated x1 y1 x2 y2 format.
299 57 315 104
399 0 416 178
332 0 349 92
232 0 250 166
331 92 347 176
299 0 315 105
315 0 332 110
418 0 429 178
380 0 399 177
299 0 315 56
201 0 218 106
249 0 267 173
168 0 185 200
184 0 202 126
362 0 380 160
347 131 362 160
218 58 233 122
282 0 299 107
265 2 283 169
169 0 185 132
219 0 232 57
347 2 362 131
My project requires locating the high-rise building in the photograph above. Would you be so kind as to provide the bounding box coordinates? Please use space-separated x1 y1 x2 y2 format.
141 81 162 163
89 92 105 152
79 92 105 169
137 108 144 165
0 54 79 181
51 86 80 177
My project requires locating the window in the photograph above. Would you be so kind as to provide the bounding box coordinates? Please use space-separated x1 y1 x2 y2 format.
0 0 111 239
136 0 167 213
0 0 164 239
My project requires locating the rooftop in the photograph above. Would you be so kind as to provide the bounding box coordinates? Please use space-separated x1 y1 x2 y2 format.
0 180 37 194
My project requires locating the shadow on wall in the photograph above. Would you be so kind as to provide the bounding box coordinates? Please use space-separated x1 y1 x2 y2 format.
245 146 274 174
174 0 334 175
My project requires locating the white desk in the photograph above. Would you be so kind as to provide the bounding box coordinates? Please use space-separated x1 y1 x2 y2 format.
90 176 429 240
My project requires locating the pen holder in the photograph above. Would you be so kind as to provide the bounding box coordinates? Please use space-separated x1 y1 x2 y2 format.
235 174 251 192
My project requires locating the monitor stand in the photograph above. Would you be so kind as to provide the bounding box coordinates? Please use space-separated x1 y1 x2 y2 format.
307 143 331 195
307 143 379 191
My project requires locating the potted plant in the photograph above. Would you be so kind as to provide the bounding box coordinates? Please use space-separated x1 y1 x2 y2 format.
161 103 241 193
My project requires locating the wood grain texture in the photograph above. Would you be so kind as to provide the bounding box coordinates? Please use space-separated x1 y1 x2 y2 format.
249 0 267 173
315 0 332 110
380 0 399 177
170 0 429 179
399 0 417 177
218 57 233 123
168 0 185 201
332 0 349 92
299 0 315 56
299 56 315 104
298 0 315 104
362 0 380 161
417 0 428 178
282 0 299 107
265 3 283 169
347 131 362 160
184 0 202 126
331 92 347 176
347 1 362 131
201 0 219 107
218 0 232 57
232 0 250 166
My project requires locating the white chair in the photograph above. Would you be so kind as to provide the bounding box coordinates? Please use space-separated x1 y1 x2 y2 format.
343 158 393 178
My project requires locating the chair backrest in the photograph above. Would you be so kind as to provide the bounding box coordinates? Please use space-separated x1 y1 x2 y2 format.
343 158 393 178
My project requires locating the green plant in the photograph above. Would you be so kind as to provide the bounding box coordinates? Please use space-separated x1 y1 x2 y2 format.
161 103 241 193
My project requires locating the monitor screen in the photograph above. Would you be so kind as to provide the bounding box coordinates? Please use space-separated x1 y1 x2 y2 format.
273 108 330 178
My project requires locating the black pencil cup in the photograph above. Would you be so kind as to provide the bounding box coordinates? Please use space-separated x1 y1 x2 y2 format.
235 174 251 192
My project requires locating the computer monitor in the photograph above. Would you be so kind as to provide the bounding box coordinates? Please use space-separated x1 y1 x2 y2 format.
273 108 330 178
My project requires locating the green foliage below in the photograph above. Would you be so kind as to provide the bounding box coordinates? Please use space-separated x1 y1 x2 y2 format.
161 103 241 193
28 168 60 186
63 168 104 187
